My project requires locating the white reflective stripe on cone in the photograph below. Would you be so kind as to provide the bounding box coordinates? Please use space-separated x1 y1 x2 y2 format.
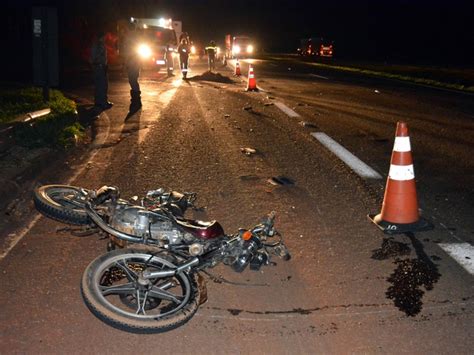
181 69 188 72
393 136 411 152
249 74 254 78
388 164 415 180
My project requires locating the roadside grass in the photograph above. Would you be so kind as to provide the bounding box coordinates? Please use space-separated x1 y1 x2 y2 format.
0 86 85 148
0 87 49 123
267 55 474 93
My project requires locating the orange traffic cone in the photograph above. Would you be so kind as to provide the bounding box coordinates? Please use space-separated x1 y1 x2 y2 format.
246 65 259 91
234 59 241 76
368 121 432 234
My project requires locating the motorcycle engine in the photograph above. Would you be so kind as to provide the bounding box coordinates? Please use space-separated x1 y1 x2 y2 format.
109 203 187 245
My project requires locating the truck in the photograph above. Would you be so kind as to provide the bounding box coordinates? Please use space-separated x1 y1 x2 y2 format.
224 34 255 59
297 37 334 58
117 17 178 74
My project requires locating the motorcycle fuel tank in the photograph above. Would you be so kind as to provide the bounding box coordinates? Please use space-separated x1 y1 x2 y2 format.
179 220 225 240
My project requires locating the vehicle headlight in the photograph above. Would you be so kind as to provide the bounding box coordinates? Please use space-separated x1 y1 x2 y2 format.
232 45 241 54
246 45 254 53
191 45 196 54
137 44 152 59
217 47 221 54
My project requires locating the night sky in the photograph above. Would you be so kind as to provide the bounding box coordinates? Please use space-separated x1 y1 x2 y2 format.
2 0 473 81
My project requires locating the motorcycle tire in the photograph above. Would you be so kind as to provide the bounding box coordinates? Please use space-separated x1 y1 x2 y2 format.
81 248 200 333
33 185 90 225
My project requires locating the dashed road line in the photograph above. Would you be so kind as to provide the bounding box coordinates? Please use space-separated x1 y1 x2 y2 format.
311 132 382 179
274 102 301 118
438 243 474 275
310 73 329 80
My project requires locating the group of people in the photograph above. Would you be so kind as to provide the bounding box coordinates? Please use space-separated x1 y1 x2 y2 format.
90 27 221 114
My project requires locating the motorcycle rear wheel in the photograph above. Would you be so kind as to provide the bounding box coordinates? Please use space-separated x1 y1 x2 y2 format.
81 248 200 333
34 185 90 225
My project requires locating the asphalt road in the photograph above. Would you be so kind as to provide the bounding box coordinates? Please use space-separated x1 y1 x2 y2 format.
0 56 473 354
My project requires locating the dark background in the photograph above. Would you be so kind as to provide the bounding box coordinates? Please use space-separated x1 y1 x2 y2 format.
2 0 473 83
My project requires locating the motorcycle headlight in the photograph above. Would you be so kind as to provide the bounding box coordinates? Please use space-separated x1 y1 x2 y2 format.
137 44 152 59
232 45 241 54
191 45 196 54
246 44 254 53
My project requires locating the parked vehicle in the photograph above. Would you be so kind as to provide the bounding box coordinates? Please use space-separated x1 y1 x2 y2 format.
297 37 334 58
117 18 178 73
225 34 255 59
34 184 290 333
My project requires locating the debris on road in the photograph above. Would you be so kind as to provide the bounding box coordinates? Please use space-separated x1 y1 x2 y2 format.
374 89 380 94
240 147 257 156
188 72 234 84
371 238 411 260
267 176 295 186
263 102 274 106
266 95 275 100
243 105 253 111
224 114 230 118
300 121 318 128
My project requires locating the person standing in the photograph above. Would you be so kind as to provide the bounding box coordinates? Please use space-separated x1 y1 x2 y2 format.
205 40 217 72
90 31 113 109
178 38 190 79
124 22 142 113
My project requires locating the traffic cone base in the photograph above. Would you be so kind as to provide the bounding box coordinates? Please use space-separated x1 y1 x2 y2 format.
367 213 433 235
369 121 433 234
246 65 259 91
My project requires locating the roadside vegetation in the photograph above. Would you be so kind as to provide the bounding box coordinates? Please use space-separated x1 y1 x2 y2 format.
310 61 474 92
269 55 474 93
0 86 84 148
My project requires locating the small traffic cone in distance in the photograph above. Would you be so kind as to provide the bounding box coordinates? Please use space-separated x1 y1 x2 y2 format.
235 59 241 76
246 65 259 92
368 121 433 234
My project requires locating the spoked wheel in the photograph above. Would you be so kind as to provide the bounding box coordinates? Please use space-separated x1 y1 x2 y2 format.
81 248 200 333
34 185 91 225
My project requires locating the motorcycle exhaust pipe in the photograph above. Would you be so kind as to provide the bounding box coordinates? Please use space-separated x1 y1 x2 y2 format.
142 257 199 279
84 202 144 244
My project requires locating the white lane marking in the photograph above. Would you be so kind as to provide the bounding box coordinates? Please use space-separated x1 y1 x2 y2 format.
438 243 474 275
311 132 382 179
310 73 329 80
274 101 300 118
0 215 42 260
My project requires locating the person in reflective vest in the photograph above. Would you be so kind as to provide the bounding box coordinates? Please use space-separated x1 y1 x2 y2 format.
205 40 217 72
178 38 190 79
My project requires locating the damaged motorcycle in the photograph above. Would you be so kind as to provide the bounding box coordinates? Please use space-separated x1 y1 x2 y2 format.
34 184 291 333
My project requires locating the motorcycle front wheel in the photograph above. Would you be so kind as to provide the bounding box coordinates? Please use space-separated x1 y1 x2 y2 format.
34 184 90 225
81 248 200 333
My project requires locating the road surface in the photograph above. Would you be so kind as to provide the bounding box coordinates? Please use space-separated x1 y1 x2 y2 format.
0 56 473 354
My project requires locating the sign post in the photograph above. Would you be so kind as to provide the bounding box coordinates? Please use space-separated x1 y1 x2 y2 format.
32 7 58 102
